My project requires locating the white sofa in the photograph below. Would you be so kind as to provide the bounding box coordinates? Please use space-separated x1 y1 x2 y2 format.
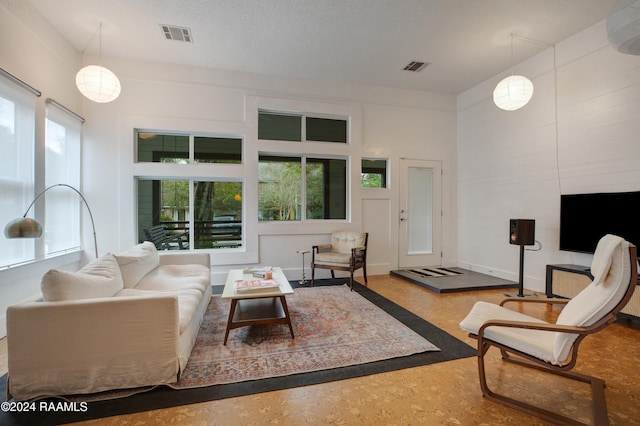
6 242 212 401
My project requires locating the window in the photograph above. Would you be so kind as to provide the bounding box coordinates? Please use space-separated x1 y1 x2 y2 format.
137 133 188 163
306 158 347 219
258 156 301 220
137 179 243 249
0 76 37 267
258 155 347 221
136 132 242 164
258 110 348 144
258 112 301 142
361 158 388 188
45 102 82 255
306 117 347 143
194 136 241 164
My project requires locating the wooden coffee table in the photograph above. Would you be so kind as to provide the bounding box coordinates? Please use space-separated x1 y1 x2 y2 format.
221 267 294 345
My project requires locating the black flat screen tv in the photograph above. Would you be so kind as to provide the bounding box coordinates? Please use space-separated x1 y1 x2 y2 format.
559 191 640 253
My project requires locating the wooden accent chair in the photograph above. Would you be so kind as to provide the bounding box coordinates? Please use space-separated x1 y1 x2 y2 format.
144 224 189 250
311 231 368 290
460 234 637 426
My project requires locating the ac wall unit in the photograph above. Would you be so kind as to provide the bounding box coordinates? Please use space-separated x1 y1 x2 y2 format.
607 0 640 55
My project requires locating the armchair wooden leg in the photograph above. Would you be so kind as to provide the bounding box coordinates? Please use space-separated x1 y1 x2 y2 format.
477 340 609 426
311 266 315 286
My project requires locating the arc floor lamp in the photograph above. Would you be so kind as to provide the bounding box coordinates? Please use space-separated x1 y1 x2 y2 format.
4 183 98 258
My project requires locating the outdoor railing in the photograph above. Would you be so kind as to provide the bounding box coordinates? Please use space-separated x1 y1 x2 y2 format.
161 220 242 249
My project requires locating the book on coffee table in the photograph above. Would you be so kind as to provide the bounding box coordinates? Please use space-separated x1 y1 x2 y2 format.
235 278 280 292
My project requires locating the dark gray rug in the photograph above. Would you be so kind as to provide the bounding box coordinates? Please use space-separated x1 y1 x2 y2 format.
391 267 518 293
0 279 475 426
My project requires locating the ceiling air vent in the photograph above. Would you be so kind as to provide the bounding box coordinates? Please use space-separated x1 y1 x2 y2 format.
161 25 193 42
403 61 429 72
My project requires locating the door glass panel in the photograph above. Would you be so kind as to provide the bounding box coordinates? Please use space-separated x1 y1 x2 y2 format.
408 167 433 254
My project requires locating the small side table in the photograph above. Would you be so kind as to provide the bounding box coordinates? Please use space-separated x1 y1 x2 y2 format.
297 250 310 285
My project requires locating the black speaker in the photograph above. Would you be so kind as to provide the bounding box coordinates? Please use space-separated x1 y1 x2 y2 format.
510 219 535 246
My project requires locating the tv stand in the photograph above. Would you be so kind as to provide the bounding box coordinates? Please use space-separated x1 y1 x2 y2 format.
545 264 640 319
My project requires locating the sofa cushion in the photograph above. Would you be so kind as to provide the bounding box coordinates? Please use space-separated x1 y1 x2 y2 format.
115 288 203 334
41 254 124 301
135 264 211 293
114 242 160 288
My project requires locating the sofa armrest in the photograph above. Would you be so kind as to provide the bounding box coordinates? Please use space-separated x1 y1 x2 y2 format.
159 251 210 267
7 295 180 400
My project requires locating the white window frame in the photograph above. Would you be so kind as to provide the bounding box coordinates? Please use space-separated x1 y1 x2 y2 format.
44 99 84 256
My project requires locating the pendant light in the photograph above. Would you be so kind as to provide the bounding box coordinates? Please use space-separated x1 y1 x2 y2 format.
76 23 121 103
493 34 533 111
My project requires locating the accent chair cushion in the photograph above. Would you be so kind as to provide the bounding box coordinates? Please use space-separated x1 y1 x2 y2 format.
331 231 366 254
553 234 630 361
41 254 124 301
314 251 352 267
114 241 160 288
459 301 558 364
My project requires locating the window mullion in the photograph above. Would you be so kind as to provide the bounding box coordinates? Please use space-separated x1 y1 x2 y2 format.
189 180 194 248
189 134 194 163
301 114 307 143
300 157 307 221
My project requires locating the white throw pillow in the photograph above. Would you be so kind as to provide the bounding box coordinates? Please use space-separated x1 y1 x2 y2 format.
114 241 160 288
41 253 124 301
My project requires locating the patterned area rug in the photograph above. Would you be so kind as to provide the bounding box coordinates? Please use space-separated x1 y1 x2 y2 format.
172 285 439 388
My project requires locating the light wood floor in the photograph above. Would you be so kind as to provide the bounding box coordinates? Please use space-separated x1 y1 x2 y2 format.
1 274 639 425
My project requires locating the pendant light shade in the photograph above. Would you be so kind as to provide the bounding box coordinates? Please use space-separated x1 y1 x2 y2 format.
76 65 121 103
76 23 121 103
493 74 534 111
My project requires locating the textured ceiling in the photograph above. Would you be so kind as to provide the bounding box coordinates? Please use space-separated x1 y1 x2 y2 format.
27 0 617 94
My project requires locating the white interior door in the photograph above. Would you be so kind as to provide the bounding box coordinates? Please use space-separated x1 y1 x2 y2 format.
399 159 442 268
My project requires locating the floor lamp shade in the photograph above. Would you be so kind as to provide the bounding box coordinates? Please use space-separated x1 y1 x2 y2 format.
493 75 534 111
4 217 42 238
75 65 121 103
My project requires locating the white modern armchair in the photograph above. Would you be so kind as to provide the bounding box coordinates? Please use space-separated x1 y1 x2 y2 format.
460 234 637 425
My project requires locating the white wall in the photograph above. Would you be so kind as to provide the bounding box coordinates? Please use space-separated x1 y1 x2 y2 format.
88 58 457 284
457 20 640 292
0 2 83 337
0 2 457 336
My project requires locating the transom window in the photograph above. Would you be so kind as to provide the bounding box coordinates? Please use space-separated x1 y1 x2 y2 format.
258 110 348 143
136 132 242 164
